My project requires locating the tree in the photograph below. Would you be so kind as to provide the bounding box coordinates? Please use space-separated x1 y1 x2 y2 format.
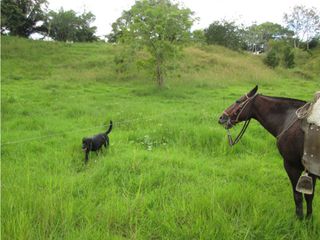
284 5 320 49
244 22 293 53
106 10 132 43
108 0 194 87
1 0 48 37
45 8 97 42
204 20 245 50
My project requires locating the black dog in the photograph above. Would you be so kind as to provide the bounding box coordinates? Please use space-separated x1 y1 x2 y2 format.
82 120 113 163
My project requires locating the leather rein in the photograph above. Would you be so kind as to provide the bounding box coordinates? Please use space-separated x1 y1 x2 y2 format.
227 119 251 146
223 93 258 146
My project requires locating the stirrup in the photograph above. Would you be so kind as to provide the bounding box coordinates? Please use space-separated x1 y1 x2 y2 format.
296 171 313 195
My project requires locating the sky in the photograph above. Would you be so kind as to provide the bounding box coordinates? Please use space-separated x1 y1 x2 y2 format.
47 0 320 38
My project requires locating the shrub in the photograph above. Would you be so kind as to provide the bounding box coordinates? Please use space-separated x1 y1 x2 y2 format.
263 49 280 68
283 47 295 68
308 37 319 49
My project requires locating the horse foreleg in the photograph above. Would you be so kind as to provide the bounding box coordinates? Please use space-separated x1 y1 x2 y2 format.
284 162 303 219
304 174 317 219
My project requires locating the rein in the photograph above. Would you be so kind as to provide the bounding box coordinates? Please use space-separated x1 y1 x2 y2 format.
227 119 251 146
276 103 310 140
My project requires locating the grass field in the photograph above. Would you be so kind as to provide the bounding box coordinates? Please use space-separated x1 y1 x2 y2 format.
1 37 320 239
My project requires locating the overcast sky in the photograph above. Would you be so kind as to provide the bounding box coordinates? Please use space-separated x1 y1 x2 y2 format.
47 0 320 38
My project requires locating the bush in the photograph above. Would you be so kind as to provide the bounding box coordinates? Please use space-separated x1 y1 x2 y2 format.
191 30 206 45
283 47 295 68
264 49 280 68
308 37 319 49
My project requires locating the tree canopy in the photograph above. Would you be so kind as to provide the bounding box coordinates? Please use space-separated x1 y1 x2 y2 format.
284 5 320 49
45 8 97 42
204 20 245 50
1 0 48 37
244 22 293 52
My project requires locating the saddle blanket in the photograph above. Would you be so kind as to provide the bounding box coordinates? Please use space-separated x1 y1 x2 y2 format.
307 98 320 126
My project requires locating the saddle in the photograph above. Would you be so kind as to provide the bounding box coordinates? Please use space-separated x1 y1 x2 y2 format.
297 96 320 177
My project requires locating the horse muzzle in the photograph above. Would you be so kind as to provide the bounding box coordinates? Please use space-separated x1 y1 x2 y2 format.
218 114 234 129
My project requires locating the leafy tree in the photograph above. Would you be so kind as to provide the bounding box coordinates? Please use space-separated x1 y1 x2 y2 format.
244 22 293 52
1 0 48 37
256 22 293 41
243 23 264 52
45 8 97 42
284 5 320 49
108 0 194 87
106 10 132 43
204 20 245 50
75 11 98 42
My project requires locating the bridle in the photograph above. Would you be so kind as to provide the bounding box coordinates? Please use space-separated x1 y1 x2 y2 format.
223 93 258 146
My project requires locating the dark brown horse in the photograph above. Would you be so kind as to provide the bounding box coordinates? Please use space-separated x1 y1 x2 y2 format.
218 86 318 219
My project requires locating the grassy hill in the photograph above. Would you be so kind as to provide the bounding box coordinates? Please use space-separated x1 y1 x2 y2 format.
1 36 320 239
293 47 320 79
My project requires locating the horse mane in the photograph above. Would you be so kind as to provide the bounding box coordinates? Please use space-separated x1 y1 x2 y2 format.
260 94 306 107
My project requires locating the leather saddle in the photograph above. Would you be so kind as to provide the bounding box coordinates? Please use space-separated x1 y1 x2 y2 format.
298 99 320 177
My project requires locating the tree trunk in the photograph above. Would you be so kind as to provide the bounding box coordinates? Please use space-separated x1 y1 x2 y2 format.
156 58 164 87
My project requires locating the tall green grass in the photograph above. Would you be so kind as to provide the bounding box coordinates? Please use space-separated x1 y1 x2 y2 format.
1 37 320 239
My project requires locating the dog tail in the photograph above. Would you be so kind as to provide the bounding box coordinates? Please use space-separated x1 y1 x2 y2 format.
105 120 113 135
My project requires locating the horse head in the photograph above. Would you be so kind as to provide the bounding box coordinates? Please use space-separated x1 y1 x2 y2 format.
218 85 258 129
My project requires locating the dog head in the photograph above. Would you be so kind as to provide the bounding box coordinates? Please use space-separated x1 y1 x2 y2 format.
82 137 92 152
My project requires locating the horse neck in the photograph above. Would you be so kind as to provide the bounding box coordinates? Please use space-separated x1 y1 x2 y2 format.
251 95 305 137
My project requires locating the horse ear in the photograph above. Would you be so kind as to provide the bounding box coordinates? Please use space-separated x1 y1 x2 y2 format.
248 85 258 97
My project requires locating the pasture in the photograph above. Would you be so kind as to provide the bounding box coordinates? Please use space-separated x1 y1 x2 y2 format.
1 37 320 239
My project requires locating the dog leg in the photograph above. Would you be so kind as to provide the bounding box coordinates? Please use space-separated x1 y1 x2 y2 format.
85 151 89 164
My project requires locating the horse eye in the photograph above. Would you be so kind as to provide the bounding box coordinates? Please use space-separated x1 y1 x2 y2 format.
235 100 241 104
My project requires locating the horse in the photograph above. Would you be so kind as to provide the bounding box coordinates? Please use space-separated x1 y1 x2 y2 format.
218 85 318 219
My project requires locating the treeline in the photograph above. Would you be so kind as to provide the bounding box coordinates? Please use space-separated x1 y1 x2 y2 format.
2 1 319 48
1 0 319 85
196 13 319 68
